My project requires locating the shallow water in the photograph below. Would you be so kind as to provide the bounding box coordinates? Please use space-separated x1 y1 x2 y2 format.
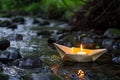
0 17 120 80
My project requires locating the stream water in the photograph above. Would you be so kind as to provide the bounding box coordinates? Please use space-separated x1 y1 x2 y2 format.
0 16 119 80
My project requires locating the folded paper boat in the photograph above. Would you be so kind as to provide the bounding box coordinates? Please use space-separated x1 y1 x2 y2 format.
54 43 107 62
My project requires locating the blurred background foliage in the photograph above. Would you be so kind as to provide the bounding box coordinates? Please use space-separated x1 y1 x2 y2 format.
0 0 89 20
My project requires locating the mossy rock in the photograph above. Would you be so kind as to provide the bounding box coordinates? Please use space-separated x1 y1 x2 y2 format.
103 28 120 38
0 38 10 50
0 73 9 80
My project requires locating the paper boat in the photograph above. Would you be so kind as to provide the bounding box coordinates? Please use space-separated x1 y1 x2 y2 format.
54 43 107 62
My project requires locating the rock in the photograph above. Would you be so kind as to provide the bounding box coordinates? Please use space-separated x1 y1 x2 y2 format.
32 19 40 24
12 17 25 24
102 39 115 49
39 20 50 26
9 76 22 80
12 57 43 69
0 47 21 63
40 66 52 73
3 65 25 78
36 30 52 38
0 20 11 27
47 38 56 50
0 38 10 50
112 41 120 51
81 37 95 49
112 57 120 64
103 28 120 38
0 62 3 71
56 33 74 47
6 34 23 41
48 33 76 50
0 73 9 80
31 73 63 80
102 39 120 51
7 24 17 30
6 47 22 60
0 51 9 60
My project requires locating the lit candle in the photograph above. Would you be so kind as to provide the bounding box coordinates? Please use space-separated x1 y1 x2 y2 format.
77 44 86 55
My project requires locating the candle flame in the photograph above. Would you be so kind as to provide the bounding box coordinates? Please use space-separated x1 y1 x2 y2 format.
80 44 83 51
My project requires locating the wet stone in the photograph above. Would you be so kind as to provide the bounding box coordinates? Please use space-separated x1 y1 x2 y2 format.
102 39 120 51
0 62 3 71
0 38 10 51
0 73 9 80
112 57 120 64
0 51 8 59
7 24 17 30
0 20 11 27
36 30 52 38
32 19 40 24
9 76 22 80
6 47 22 60
0 47 21 63
103 28 120 38
81 37 94 48
12 57 43 69
39 66 52 73
39 20 50 26
12 16 25 24
47 38 57 50
6 34 23 41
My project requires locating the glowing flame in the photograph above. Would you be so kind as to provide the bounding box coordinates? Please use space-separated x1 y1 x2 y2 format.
80 44 83 51
77 69 85 79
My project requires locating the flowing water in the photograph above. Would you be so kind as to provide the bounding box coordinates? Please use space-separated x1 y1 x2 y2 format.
0 17 119 80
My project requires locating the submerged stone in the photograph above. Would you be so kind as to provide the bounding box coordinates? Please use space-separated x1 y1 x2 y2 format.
0 47 21 63
7 24 17 30
12 17 25 24
0 20 11 27
6 47 22 60
40 66 52 73
32 19 40 24
12 57 43 69
6 34 23 41
36 30 52 38
39 20 50 25
0 62 3 71
0 38 10 50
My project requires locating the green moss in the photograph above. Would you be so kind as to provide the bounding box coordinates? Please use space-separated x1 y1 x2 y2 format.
110 28 120 35
0 38 4 41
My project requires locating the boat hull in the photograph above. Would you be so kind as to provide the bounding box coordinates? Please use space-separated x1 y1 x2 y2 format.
54 43 107 62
